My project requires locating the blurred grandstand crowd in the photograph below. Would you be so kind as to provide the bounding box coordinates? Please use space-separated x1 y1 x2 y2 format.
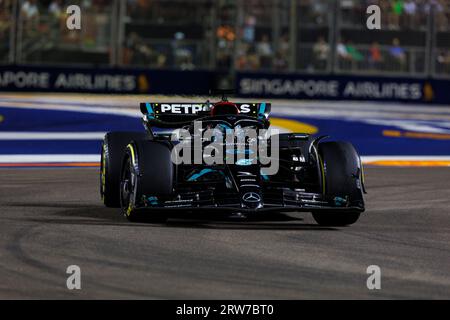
0 0 450 77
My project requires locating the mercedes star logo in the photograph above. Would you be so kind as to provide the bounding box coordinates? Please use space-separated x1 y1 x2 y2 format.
242 192 261 203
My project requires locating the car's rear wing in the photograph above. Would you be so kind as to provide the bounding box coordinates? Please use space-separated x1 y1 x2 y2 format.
140 102 271 126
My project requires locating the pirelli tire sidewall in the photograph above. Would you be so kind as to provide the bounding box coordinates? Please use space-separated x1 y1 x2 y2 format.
100 132 149 208
318 141 365 206
120 140 173 218
312 141 365 226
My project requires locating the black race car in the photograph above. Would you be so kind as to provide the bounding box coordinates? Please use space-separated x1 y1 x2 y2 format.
100 95 366 226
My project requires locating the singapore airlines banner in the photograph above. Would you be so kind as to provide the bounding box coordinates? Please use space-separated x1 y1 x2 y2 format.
236 72 449 104
0 65 214 95
1 65 449 104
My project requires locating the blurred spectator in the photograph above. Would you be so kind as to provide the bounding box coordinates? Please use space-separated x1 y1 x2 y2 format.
340 0 360 26
124 32 167 67
0 0 11 42
217 25 235 42
337 40 351 70
389 38 407 70
246 46 261 70
434 0 448 31
156 53 167 68
279 34 290 57
48 0 63 18
274 33 290 71
48 0 64 41
369 42 383 70
256 34 273 69
388 0 404 29
172 32 195 70
217 51 232 69
0 1 10 61
21 0 39 35
180 55 195 70
236 42 249 70
339 0 432 30
346 41 364 62
128 0 151 20
242 15 256 43
312 36 329 71
337 40 351 61
437 50 450 74
337 39 364 70
21 0 39 18
217 43 233 69
3 0 449 76
244 0 271 22
216 24 235 69
311 1 327 25
403 0 418 28
236 43 260 70
379 0 392 28
422 0 447 31
126 32 151 65
273 50 288 71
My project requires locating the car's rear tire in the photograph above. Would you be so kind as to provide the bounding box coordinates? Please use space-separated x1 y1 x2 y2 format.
120 140 173 223
100 132 149 208
312 141 364 226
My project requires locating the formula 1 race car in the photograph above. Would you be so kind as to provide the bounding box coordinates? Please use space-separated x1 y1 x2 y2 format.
100 93 366 226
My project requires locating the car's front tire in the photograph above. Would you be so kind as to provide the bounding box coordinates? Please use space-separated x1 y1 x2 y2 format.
120 140 173 223
312 141 364 226
100 132 149 208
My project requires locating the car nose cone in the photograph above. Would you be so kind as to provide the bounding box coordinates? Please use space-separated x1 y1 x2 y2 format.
242 192 261 202
241 192 263 209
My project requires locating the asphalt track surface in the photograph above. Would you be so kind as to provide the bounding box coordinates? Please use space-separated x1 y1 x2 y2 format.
0 167 449 299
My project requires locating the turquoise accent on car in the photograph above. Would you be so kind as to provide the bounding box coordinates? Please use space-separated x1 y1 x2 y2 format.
258 102 266 119
147 196 159 206
146 103 155 119
187 169 216 181
334 196 347 207
217 123 231 130
225 149 255 155
236 159 253 166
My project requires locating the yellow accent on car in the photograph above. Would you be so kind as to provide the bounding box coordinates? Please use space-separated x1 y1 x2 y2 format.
127 144 136 164
319 155 326 194
127 203 133 216
126 144 136 216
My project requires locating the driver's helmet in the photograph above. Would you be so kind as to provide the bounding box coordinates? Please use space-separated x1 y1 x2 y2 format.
210 101 240 116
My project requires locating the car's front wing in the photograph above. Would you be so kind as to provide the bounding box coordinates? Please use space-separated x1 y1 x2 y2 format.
136 189 365 214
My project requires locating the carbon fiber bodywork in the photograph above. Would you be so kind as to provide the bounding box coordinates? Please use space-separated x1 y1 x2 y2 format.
107 96 366 222
135 190 364 214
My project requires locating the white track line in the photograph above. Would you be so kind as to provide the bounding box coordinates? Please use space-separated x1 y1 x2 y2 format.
0 132 106 140
0 127 290 140
2 98 450 121
1 95 450 114
0 155 100 163
0 101 140 117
